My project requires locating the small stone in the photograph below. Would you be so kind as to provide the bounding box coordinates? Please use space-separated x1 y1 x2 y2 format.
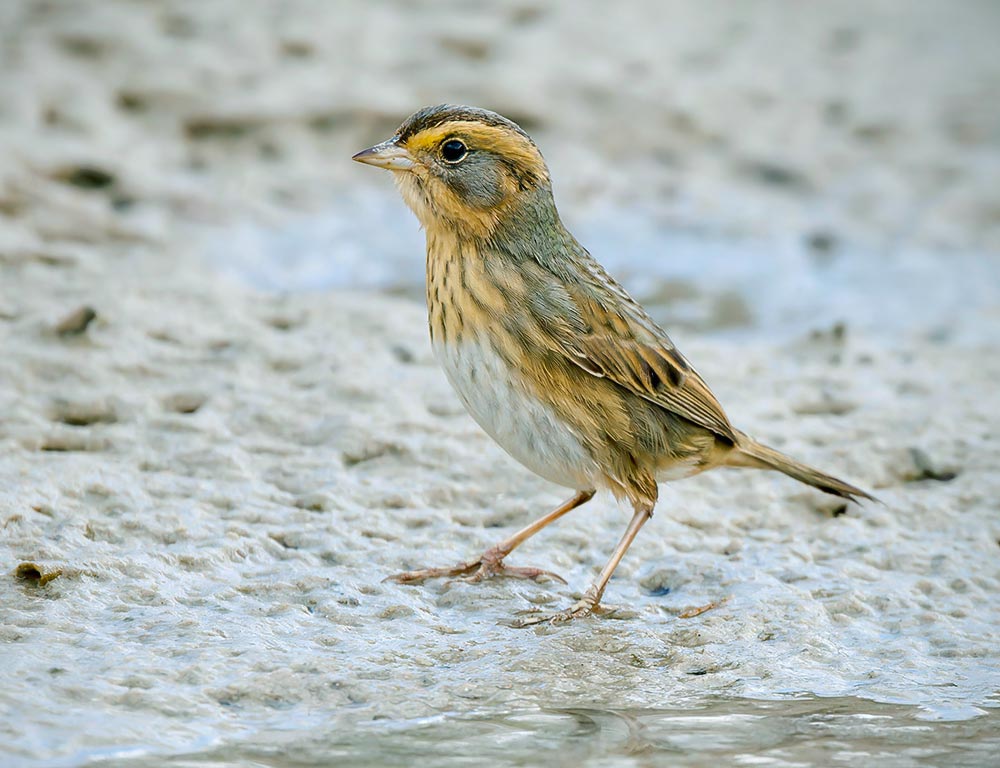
54 306 97 336
163 392 207 414
54 165 116 190
49 398 118 426
907 447 958 482
15 562 63 586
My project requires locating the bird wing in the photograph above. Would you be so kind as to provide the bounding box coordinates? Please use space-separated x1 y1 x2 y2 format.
534 255 737 443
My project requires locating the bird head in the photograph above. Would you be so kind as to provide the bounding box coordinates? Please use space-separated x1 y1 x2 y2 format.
353 105 551 236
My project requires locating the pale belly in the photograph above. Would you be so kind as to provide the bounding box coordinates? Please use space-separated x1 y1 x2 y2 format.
433 335 600 490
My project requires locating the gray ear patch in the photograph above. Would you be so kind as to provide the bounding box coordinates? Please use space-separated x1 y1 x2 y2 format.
442 152 507 209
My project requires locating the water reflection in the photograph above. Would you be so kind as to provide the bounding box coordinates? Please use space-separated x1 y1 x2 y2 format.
104 696 999 767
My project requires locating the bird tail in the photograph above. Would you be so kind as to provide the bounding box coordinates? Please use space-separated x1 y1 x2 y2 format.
727 432 875 503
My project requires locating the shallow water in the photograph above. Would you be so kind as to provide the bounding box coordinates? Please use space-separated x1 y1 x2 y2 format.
92 698 1000 768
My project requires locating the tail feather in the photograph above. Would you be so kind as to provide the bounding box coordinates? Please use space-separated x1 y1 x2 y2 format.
728 432 876 503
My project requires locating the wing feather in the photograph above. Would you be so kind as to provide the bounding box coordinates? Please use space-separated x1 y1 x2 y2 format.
530 255 737 442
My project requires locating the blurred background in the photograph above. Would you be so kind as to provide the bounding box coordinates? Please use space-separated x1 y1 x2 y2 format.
2 0 998 341
4 3 1000 765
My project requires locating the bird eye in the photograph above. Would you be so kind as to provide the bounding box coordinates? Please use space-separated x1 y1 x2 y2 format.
440 139 467 163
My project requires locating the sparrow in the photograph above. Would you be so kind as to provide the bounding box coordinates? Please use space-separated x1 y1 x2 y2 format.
353 104 873 626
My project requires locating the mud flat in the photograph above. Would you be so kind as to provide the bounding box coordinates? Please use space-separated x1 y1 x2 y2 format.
1 1 999 765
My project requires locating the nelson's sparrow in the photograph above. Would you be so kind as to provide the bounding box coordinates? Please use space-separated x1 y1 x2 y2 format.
353 104 873 626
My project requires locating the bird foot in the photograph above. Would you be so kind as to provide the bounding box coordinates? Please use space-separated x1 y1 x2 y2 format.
384 549 566 586
510 586 603 627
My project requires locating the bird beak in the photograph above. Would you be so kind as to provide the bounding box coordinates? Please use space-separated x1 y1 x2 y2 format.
352 137 415 171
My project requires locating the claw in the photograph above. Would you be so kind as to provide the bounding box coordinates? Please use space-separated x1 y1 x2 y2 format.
384 556 565 586
382 561 477 584
509 604 593 627
455 564 566 585
509 586 603 627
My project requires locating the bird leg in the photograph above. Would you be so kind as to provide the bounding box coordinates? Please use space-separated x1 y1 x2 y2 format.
513 501 653 626
385 490 595 585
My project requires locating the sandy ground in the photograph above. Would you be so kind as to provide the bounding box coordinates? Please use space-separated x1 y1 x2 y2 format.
1 1 999 765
